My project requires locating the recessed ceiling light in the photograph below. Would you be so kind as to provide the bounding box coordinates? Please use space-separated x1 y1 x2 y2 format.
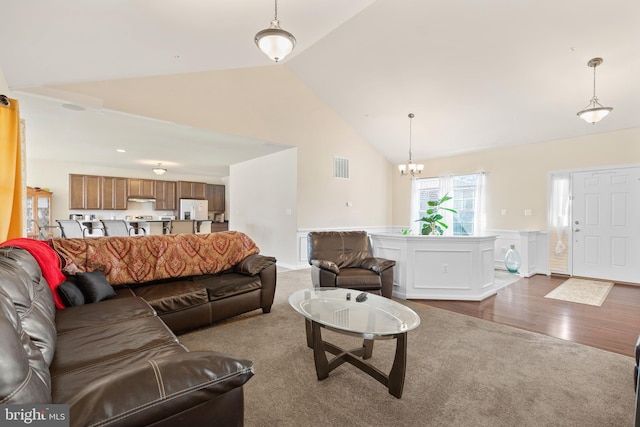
116 149 126 153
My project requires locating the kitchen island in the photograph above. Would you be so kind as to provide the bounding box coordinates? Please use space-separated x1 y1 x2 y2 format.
144 219 227 235
60 218 227 237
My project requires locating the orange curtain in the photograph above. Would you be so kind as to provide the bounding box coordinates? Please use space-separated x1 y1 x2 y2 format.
0 97 22 242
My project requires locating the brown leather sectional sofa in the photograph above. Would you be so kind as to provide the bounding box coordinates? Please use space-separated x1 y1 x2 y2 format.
0 245 254 426
50 231 277 333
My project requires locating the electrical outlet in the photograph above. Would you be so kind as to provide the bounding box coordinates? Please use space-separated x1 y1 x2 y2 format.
442 264 448 273
524 209 532 216
501 209 507 215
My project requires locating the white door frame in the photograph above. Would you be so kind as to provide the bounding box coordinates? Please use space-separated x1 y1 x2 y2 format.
547 163 640 283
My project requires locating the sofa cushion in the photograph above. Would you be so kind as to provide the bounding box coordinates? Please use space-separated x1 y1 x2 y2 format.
52 342 186 405
75 270 116 303
51 315 178 376
56 280 85 307
56 297 155 334
335 268 382 289
130 281 209 315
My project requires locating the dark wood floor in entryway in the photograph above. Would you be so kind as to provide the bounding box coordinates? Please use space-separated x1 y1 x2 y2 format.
413 274 640 358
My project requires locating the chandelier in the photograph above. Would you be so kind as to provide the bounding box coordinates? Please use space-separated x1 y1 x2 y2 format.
398 113 424 177
152 163 167 175
577 57 613 124
254 0 296 62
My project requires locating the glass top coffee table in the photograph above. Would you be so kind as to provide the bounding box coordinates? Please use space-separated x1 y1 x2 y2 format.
289 288 420 398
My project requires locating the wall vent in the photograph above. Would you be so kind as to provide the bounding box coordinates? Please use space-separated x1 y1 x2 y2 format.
334 157 350 179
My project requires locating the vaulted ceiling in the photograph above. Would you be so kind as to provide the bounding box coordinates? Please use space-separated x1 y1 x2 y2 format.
3 0 639 176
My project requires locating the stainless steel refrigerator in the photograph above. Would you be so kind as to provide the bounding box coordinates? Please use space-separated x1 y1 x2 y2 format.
179 199 208 220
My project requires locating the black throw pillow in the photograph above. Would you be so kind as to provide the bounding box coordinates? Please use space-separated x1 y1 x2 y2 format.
57 280 86 307
75 270 116 303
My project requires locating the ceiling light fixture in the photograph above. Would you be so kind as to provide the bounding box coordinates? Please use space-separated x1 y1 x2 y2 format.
577 57 613 124
152 163 167 175
398 113 424 177
254 0 296 62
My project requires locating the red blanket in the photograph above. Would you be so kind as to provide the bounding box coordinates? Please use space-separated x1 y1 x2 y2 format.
1 238 66 309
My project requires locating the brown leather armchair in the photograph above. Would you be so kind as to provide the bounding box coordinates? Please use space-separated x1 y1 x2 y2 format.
307 231 396 298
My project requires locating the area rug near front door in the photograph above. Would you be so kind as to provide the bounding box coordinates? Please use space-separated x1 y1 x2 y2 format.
544 278 614 306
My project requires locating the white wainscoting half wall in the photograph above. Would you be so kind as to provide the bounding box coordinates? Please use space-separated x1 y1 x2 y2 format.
489 230 548 277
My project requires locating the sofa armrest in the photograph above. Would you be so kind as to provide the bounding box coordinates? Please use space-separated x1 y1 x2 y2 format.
310 259 339 274
68 351 254 427
360 257 396 274
234 254 277 276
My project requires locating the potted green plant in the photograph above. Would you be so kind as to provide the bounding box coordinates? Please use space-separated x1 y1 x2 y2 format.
417 193 457 235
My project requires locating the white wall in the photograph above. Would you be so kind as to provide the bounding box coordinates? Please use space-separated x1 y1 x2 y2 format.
392 127 640 230
42 66 394 230
0 68 10 96
230 148 298 268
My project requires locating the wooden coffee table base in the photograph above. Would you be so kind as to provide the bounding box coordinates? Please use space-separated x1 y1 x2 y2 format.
304 319 408 398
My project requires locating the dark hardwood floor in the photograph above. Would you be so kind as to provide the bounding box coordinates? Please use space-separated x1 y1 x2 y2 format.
414 274 640 358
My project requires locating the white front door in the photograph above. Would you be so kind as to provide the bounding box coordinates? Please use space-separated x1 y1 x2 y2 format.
572 167 640 283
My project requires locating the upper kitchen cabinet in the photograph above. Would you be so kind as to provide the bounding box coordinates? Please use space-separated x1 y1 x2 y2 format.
177 181 206 200
102 177 128 210
154 180 176 210
206 184 225 212
69 174 102 210
128 178 155 199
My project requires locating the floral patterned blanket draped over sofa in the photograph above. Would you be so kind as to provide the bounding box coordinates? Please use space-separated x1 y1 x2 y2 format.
51 231 260 284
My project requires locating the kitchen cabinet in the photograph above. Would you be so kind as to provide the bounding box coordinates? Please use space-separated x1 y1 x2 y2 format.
69 174 102 210
102 177 128 210
206 184 225 212
128 178 155 198
154 180 176 210
177 181 206 200
26 187 53 238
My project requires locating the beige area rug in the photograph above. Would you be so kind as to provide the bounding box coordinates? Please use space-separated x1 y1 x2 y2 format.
179 268 633 427
544 278 614 306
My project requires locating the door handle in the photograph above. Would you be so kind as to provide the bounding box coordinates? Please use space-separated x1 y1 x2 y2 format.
574 228 580 232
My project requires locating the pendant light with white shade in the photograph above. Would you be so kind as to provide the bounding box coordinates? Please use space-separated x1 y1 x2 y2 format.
577 57 613 125
255 0 296 62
